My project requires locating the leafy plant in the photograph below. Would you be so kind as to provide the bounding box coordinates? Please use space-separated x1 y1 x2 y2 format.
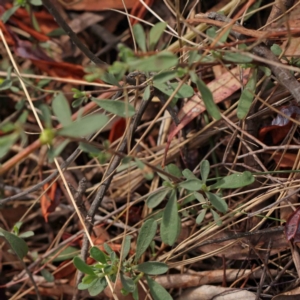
74 219 171 298
147 160 255 241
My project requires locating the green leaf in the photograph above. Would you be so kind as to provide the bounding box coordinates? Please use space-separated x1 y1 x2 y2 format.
133 24 147 52
200 160 210 183
1 5 19 23
194 192 205 203
73 257 95 275
196 209 207 225
209 171 255 189
182 169 198 179
147 188 171 209
137 262 168 275
0 133 19 159
153 70 178 84
121 235 132 260
223 52 253 63
0 228 28 260
79 142 100 154
0 79 12 91
205 192 228 213
120 273 136 292
47 27 66 37
211 209 222 226
128 52 178 72
190 71 221 120
39 104 52 129
41 269 54 282
146 276 173 300
178 179 202 191
99 72 120 87
271 44 282 56
51 246 80 262
48 140 69 161
88 277 107 296
135 158 154 180
188 50 202 65
135 219 157 262
149 22 167 51
160 191 179 246
18 231 34 238
78 277 97 290
143 85 151 101
52 92 72 127
165 163 182 178
104 243 114 256
92 98 135 117
90 247 107 264
153 82 194 100
58 114 108 137
237 68 257 119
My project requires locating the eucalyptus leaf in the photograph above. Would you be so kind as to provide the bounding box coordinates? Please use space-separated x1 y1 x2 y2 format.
133 24 147 52
206 192 228 213
146 276 173 300
190 71 221 120
210 171 255 189
147 188 171 209
200 160 210 183
52 92 72 127
135 219 157 262
137 262 168 275
149 22 167 50
92 98 135 117
237 69 257 119
160 191 179 246
0 228 28 260
73 257 95 275
58 114 108 137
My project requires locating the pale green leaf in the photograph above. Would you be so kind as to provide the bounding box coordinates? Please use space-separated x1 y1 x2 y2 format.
73 257 95 275
160 191 180 246
211 209 222 226
121 235 132 260
178 179 202 191
41 269 54 282
153 70 178 84
146 276 173 300
182 169 198 179
133 24 147 52
149 22 167 50
52 92 72 127
237 69 257 119
128 52 178 72
88 277 107 296
90 247 107 264
147 188 171 209
165 163 182 178
223 52 253 63
200 160 210 183
206 192 228 213
196 209 207 224
143 85 151 101
190 71 221 120
120 273 136 292
210 171 255 189
153 81 194 100
58 114 108 137
135 219 157 262
92 99 135 117
137 262 168 275
0 228 28 259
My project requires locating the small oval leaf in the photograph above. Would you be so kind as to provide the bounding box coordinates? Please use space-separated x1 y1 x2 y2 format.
146 276 173 300
178 179 202 191
133 23 147 52
73 257 95 275
90 247 107 264
92 98 135 117
206 192 228 213
120 273 136 292
196 209 207 225
147 188 171 209
135 219 157 262
200 160 210 183
210 171 255 189
137 262 168 275
88 277 107 296
149 22 167 51
52 92 72 127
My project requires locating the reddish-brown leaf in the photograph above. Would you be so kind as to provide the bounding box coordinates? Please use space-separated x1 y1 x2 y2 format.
285 207 300 242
